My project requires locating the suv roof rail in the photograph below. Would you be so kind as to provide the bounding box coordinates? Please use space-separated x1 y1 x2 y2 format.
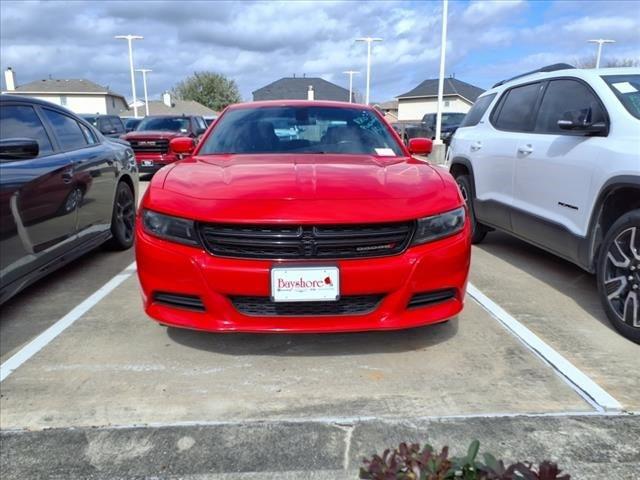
492 63 575 88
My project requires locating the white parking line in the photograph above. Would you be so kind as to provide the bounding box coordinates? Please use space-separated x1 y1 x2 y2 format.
467 283 623 413
0 262 137 383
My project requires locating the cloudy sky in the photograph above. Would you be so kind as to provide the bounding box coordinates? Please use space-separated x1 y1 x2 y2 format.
1 0 639 103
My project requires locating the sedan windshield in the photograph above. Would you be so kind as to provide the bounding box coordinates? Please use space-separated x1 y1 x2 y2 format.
602 74 640 119
200 106 404 156
135 116 191 133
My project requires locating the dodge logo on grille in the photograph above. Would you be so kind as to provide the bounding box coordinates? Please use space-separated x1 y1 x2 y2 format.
356 243 396 252
139 141 156 146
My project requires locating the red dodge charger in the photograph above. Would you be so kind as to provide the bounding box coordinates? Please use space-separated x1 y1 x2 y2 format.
136 101 471 333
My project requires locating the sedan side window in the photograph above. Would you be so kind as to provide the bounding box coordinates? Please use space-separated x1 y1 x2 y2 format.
79 123 98 145
492 82 542 132
0 105 54 156
41 108 88 151
535 79 606 134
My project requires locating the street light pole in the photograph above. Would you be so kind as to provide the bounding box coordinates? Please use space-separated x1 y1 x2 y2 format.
115 34 143 118
343 70 360 103
355 37 382 105
588 39 615 68
135 69 152 116
435 0 449 144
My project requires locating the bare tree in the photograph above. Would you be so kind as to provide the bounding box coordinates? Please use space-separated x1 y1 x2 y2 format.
573 55 640 69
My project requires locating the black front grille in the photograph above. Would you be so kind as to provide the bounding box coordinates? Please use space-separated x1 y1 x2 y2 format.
129 139 169 154
231 295 384 316
153 292 205 311
407 289 456 309
198 222 414 259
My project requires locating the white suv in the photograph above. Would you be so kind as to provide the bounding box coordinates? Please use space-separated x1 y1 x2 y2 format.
446 65 640 343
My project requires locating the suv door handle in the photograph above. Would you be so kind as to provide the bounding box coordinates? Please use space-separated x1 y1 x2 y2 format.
470 141 482 152
518 144 533 155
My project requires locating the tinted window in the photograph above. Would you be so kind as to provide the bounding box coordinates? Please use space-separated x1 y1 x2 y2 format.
0 105 53 155
535 80 606 134
602 74 640 120
136 116 191 133
460 94 496 127
195 116 207 131
201 106 403 156
111 116 125 133
79 123 98 145
42 108 88 150
493 83 542 131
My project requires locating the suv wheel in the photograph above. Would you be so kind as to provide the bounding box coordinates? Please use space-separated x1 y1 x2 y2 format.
455 174 488 244
106 181 135 250
597 209 640 344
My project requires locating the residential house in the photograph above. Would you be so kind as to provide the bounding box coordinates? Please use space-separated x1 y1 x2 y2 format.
2 67 128 115
253 76 353 102
396 77 484 121
373 99 399 122
119 92 218 118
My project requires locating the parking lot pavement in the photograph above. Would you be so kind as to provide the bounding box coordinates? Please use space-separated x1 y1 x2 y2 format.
0 272 591 431
470 232 640 412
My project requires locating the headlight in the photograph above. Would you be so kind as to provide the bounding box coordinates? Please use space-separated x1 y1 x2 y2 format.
142 209 200 246
412 207 466 245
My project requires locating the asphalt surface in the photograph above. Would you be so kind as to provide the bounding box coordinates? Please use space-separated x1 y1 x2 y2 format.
1 179 639 479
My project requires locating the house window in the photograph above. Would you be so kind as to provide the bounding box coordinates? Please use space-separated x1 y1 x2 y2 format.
444 100 450 107
111 96 115 108
60 95 68 106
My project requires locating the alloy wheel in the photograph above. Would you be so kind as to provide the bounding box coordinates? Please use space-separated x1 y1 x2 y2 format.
603 226 640 327
115 186 135 243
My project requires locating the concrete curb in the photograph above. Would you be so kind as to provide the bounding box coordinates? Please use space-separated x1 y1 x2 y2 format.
2 414 639 479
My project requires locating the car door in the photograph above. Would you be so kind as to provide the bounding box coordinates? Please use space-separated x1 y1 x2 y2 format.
470 82 544 231
511 78 608 257
40 108 116 241
0 103 77 289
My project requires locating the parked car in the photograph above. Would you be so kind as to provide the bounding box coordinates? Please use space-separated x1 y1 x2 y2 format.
0 95 138 304
395 112 466 147
446 64 640 343
122 117 142 133
120 115 207 174
81 114 126 138
203 116 217 127
136 100 471 333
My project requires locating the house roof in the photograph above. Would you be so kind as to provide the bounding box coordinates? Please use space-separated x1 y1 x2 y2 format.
374 99 398 110
397 78 484 102
252 77 352 102
11 78 125 99
119 98 219 117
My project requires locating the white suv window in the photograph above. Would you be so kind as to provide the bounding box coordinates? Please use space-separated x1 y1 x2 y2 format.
459 93 496 128
492 82 542 132
535 79 606 134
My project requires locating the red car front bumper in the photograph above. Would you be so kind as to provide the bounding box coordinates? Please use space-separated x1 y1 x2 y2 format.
135 222 471 333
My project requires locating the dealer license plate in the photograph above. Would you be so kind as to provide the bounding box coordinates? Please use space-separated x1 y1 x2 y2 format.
141 160 154 167
271 266 339 302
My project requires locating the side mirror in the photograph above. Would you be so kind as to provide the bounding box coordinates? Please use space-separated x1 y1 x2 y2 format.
408 137 433 155
169 137 196 155
557 119 607 135
0 138 39 160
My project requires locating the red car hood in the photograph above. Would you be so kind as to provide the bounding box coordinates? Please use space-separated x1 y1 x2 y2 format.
161 154 444 201
122 131 185 140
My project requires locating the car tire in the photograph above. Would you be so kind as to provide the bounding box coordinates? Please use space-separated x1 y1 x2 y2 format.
597 209 640 344
455 174 488 244
106 181 135 250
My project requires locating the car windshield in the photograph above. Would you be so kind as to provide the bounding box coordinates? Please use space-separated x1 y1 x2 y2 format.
82 115 98 126
441 113 466 126
135 116 191 133
602 74 640 120
124 118 141 129
200 106 404 156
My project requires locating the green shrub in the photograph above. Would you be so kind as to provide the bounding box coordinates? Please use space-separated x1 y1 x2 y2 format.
360 439 570 479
